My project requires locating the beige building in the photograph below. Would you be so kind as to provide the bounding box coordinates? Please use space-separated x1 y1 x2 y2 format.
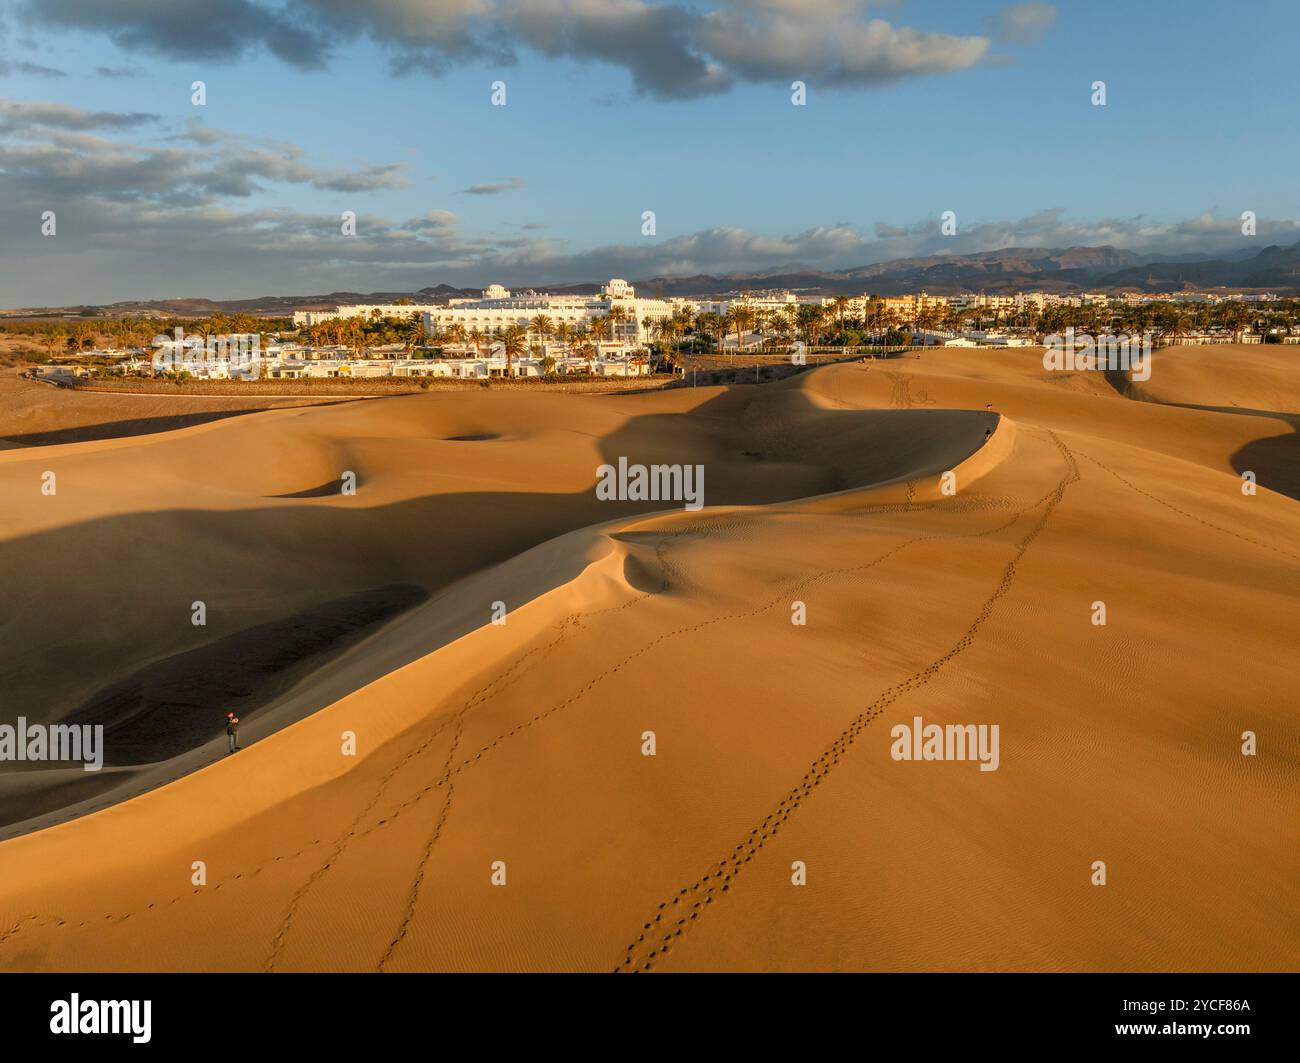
879 292 950 318
948 293 1017 313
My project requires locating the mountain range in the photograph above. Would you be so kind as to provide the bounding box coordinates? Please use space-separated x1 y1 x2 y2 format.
7 242 1299 317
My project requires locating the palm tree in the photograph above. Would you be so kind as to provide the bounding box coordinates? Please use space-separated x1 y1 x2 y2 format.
607 304 629 347
468 327 485 359
653 316 676 355
571 325 589 363
642 316 659 351
728 305 755 352
692 312 717 351
796 304 823 346
42 329 64 361
722 307 739 354
831 296 851 337
346 318 366 359
554 321 572 360
1166 306 1191 346
1221 302 1250 342
529 314 554 356
864 296 883 333
501 324 528 378
402 314 425 356
703 313 724 352
589 315 612 354
783 306 801 343
766 310 787 346
136 318 157 353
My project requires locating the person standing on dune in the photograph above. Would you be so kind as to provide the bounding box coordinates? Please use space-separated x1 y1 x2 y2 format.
226 713 240 753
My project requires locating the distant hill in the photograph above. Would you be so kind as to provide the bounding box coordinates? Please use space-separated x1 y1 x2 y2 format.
5 242 1298 317
0 285 481 319
631 243 1300 297
1099 242 1300 292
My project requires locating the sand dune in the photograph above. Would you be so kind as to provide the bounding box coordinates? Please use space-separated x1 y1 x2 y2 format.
1126 343 1300 414
0 349 1295 971
1118 344 1300 501
0 371 351 450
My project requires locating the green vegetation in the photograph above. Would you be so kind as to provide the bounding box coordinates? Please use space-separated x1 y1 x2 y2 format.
642 296 1300 357
0 313 293 355
5 295 1297 377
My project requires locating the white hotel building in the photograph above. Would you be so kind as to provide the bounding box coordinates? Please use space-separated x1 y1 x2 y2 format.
693 290 811 316
425 279 673 348
294 279 675 349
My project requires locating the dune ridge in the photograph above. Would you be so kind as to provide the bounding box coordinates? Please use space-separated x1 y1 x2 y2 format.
0 348 1296 971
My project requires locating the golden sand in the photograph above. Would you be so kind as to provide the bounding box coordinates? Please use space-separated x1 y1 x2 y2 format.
0 346 1295 971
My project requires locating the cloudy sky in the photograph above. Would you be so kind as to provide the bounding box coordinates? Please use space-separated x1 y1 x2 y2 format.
0 0 1296 305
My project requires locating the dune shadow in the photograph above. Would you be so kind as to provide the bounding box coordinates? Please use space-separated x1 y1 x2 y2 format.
61 583 428 769
1101 362 1300 502
0 409 270 449
0 377 999 832
271 479 355 499
0 768 132 831
0 402 357 450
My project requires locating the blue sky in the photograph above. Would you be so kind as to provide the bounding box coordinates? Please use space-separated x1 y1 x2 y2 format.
1 0 1297 304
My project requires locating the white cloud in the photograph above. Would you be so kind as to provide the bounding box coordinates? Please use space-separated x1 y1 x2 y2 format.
701 1 990 86
987 2 1057 46
461 176 527 195
16 0 1005 99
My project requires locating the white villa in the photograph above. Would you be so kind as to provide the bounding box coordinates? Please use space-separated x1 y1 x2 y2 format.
392 354 651 380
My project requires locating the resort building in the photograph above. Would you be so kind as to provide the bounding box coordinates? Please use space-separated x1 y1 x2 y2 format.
947 293 1017 313
293 279 674 351
423 279 674 350
879 292 950 317
692 291 814 316
292 305 428 327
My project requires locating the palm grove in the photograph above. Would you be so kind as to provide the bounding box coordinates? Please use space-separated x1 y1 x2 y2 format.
5 296 1300 375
